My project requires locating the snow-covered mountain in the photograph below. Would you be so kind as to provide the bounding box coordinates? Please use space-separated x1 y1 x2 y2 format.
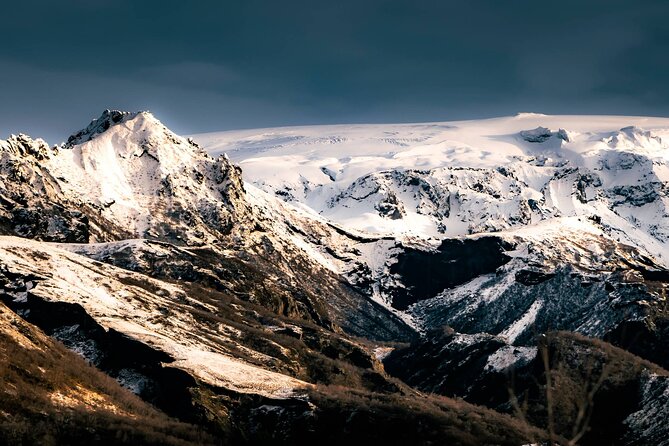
195 113 669 257
0 109 250 244
193 114 669 342
1 110 669 445
0 112 413 388
192 114 669 444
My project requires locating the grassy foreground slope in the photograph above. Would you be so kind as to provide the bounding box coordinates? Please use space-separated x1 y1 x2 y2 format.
0 302 213 446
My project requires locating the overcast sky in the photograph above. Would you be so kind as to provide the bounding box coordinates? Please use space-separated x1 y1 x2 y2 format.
1 0 668 142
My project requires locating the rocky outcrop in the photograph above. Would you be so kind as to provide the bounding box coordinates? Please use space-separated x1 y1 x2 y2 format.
386 236 513 310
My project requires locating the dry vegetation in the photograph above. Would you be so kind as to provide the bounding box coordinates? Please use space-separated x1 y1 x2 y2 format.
0 303 213 446
6 246 664 445
509 331 668 445
304 385 546 446
0 293 552 445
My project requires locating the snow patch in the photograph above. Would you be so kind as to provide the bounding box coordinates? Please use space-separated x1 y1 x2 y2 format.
484 345 537 372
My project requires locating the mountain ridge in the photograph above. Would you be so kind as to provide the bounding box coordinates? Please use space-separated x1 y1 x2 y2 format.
1 110 669 444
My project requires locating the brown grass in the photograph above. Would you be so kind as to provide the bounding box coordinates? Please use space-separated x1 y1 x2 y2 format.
305 385 548 446
0 303 214 445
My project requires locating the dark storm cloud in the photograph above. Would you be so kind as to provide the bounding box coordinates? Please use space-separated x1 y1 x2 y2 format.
1 0 668 142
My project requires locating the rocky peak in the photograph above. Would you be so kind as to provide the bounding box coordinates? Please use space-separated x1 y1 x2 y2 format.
0 133 52 160
64 109 142 148
0 110 251 245
519 126 570 143
60 112 249 243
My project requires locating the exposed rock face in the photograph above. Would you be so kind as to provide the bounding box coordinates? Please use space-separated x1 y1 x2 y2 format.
407 226 668 345
375 190 405 219
326 167 539 235
520 126 555 143
0 134 97 242
623 374 669 446
386 236 513 310
384 328 535 406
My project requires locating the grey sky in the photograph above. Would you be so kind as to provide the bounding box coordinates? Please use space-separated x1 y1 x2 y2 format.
1 0 668 142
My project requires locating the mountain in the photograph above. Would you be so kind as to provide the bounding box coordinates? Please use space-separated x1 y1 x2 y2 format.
193 114 669 344
193 113 669 444
195 113 669 250
0 110 539 445
0 110 668 444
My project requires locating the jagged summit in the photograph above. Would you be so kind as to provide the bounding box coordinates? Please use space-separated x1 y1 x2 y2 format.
0 109 248 245
0 133 52 160
63 109 210 166
64 109 145 148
